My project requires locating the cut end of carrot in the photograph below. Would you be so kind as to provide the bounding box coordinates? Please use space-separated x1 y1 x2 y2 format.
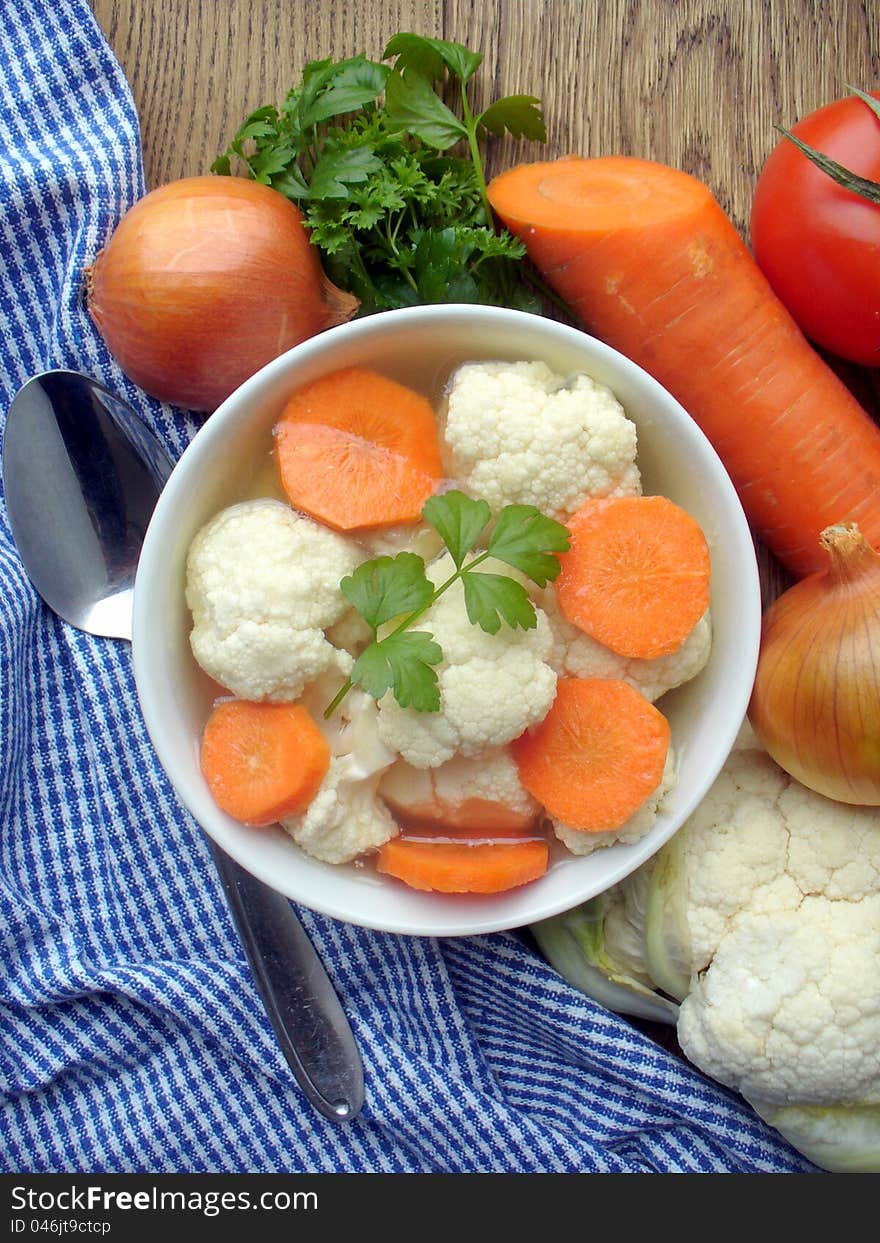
200 699 330 827
274 366 444 531
555 495 711 659
487 157 714 239
376 838 549 894
511 677 670 832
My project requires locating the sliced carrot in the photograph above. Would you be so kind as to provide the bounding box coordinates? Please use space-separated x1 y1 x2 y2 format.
376 837 549 893
200 699 330 827
511 678 670 832
275 422 438 532
555 495 710 659
487 156 880 578
274 366 444 531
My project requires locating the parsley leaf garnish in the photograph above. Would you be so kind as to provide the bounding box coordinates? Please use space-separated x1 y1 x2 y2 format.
488 504 573 587
340 552 434 630
422 492 490 567
212 33 549 313
460 571 537 635
352 631 443 711
324 491 570 717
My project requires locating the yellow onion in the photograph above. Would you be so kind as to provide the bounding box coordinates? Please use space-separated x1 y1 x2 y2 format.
86 176 358 412
749 522 880 804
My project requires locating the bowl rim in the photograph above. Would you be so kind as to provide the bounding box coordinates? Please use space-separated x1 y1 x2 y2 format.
132 303 762 936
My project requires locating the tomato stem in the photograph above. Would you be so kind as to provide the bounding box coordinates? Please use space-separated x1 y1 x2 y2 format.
776 86 880 206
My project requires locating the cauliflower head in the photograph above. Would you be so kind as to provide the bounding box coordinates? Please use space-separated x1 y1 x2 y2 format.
375 552 557 767
663 727 880 1139
440 359 641 520
186 499 361 701
534 723 880 1170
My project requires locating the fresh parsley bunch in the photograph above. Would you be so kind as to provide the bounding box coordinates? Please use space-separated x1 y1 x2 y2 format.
212 33 547 313
323 491 571 718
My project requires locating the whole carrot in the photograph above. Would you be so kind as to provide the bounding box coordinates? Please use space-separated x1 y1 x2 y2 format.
488 156 880 577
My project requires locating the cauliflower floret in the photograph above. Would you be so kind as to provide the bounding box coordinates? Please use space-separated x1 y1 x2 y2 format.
375 552 557 767
282 757 399 864
441 359 641 520
325 607 373 658
282 676 398 864
379 748 540 833
185 499 361 701
431 749 538 823
552 743 677 855
538 583 712 702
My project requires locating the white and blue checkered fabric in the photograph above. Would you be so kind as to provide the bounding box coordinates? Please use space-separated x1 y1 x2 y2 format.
0 0 815 1174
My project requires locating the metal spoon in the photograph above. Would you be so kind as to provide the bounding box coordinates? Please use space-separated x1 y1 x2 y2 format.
2 369 365 1123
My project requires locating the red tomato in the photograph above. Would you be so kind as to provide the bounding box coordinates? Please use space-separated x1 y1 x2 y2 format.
750 90 880 367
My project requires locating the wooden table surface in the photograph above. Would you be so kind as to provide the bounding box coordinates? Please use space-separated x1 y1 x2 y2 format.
90 0 880 602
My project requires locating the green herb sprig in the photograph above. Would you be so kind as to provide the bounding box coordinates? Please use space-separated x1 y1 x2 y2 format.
323 491 570 718
212 33 548 312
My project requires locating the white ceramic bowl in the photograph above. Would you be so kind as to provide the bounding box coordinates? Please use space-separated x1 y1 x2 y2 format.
132 305 761 937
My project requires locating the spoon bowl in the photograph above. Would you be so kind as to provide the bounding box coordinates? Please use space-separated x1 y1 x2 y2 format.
2 371 171 639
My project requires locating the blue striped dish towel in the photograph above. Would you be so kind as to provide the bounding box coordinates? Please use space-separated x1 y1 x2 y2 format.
0 0 815 1175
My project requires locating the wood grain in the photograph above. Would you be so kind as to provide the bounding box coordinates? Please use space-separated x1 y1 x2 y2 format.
90 0 880 603
90 0 880 235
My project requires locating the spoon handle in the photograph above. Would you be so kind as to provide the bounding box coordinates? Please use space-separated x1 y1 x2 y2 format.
206 840 365 1123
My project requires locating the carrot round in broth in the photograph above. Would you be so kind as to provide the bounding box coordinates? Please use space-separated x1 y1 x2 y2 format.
556 495 711 659
274 366 444 531
200 699 330 827
376 837 549 893
488 156 880 578
511 677 670 832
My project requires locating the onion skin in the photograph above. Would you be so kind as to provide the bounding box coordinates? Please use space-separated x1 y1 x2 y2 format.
86 176 359 412
749 523 880 805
